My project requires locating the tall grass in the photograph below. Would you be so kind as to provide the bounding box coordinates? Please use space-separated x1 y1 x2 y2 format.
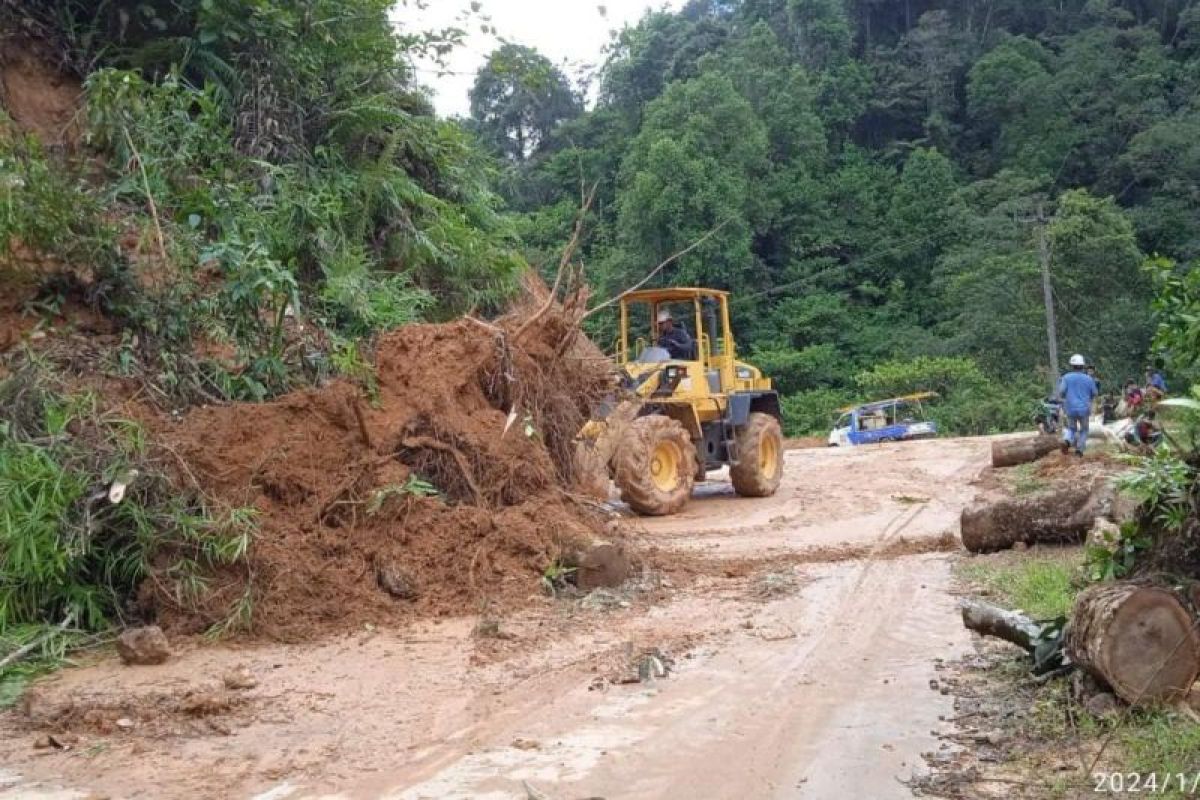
957 551 1081 619
0 363 256 688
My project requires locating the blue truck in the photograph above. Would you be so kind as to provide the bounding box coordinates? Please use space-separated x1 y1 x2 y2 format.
827 393 939 447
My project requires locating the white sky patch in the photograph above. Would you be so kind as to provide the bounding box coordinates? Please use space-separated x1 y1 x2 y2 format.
392 0 682 118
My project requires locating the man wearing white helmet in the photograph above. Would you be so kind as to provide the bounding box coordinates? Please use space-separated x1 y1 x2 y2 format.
656 308 694 360
1057 354 1098 457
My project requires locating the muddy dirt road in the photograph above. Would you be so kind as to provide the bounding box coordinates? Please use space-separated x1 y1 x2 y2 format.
0 437 991 800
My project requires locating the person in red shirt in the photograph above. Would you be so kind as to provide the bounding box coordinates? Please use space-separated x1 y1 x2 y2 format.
1125 411 1162 448
1123 380 1144 415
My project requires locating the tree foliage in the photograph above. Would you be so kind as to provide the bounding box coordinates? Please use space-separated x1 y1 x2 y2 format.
469 44 581 162
1 0 521 401
493 0 1200 433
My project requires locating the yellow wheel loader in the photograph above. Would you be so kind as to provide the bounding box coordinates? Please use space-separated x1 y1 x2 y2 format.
578 288 784 516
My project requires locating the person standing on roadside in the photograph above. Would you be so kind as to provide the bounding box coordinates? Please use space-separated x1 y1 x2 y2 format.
1145 365 1167 400
1058 354 1098 458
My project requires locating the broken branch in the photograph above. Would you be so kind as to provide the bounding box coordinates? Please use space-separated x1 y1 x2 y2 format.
583 217 733 320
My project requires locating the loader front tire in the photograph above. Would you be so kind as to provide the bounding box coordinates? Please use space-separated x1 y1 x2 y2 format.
613 415 696 516
730 413 783 498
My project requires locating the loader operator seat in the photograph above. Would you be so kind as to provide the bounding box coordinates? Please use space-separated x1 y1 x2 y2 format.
639 346 672 363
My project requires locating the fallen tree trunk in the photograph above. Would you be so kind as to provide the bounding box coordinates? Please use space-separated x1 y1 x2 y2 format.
961 599 1043 651
991 434 1061 468
961 484 1095 553
1064 583 1200 705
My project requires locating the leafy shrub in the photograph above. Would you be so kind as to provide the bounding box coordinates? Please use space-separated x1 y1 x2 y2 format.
0 365 254 635
855 355 988 398
780 388 854 436
751 343 843 396
929 380 1037 436
1146 256 1200 383
0 120 125 283
855 356 1035 435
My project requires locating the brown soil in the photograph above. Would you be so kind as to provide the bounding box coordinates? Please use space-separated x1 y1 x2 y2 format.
1033 448 1120 479
783 436 826 450
20 682 252 739
0 37 82 148
0 272 37 354
152 319 615 640
0 437 992 799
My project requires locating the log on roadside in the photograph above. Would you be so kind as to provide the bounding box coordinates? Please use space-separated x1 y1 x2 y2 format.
961 484 1096 553
961 599 1043 652
1064 583 1200 705
991 434 1062 468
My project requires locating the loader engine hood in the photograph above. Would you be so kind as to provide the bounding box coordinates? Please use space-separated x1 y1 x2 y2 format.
620 361 687 397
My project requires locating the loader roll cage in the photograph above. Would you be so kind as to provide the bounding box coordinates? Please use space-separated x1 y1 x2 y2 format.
618 287 737 390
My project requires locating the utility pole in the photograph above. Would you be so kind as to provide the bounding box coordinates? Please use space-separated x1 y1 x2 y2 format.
1036 203 1060 394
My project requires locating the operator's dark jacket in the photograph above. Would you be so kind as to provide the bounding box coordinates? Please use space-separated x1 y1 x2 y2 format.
659 325 694 360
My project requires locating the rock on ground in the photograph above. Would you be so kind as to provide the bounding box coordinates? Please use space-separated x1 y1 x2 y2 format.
116 626 171 665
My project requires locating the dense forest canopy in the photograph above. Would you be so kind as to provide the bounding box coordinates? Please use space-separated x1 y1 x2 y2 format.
0 0 1197 434
472 0 1200 433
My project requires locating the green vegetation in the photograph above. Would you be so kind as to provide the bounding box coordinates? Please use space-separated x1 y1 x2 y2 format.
0 362 254 691
1007 463 1048 497
1 0 521 404
366 476 441 515
957 550 1080 619
474 0 1200 434
1120 714 1200 795
1026 681 1200 799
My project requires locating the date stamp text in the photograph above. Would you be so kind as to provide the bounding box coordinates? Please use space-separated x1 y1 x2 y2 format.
1093 773 1200 794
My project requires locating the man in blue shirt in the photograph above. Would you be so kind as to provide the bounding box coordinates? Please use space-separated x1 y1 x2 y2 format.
1145 366 1167 399
1058 354 1098 457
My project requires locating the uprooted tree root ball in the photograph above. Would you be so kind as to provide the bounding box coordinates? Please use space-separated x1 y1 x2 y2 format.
150 316 618 640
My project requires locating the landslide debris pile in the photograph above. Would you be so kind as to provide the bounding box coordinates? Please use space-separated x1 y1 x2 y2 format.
153 314 614 639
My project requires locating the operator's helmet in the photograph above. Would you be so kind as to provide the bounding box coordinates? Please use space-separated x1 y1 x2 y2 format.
657 309 673 324
1069 353 1086 367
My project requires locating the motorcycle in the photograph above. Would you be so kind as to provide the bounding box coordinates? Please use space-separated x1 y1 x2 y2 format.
1035 397 1062 435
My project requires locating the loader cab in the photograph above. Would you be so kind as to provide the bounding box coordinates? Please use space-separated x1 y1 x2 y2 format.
618 288 763 397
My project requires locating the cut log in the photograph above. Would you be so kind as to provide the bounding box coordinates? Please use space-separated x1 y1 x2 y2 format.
961 484 1095 553
961 599 1043 652
1064 583 1200 705
991 434 1061 468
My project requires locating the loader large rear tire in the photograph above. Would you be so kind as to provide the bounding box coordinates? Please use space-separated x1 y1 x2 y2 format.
731 413 783 498
613 415 696 516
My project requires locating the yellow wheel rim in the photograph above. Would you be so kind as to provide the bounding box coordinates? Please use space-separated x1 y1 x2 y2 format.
760 433 779 477
649 440 682 492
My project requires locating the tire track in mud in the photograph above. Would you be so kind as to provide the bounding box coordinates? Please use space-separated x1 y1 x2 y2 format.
378 442 991 798
0 437 994 800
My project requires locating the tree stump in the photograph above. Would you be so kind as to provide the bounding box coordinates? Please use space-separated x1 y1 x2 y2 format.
1064 583 1200 705
961 484 1095 553
990 434 1061 468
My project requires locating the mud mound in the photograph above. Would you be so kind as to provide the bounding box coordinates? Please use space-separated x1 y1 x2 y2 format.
0 37 81 148
20 684 251 739
154 319 615 639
